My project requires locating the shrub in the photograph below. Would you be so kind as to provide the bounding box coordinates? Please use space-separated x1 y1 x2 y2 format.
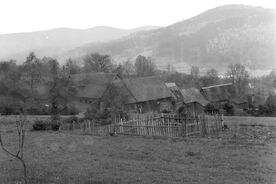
223 103 234 116
33 120 49 130
60 106 79 115
50 120 61 130
26 107 49 115
32 119 61 131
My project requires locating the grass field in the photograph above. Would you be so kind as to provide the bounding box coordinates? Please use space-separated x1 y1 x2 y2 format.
0 116 276 184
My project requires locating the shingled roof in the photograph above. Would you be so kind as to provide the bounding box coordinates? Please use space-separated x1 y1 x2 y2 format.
200 83 236 102
181 88 209 106
122 76 172 103
71 73 119 99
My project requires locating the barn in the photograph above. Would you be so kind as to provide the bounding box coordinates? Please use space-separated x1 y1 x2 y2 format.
70 72 120 112
200 83 236 109
180 88 209 117
120 76 174 113
231 96 248 109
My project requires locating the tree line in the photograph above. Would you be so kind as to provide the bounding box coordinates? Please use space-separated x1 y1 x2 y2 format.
0 52 275 115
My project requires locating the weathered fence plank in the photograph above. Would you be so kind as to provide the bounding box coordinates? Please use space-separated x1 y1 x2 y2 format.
59 113 223 138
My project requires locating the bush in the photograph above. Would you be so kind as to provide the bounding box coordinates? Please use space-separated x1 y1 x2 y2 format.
26 107 49 115
60 106 79 115
33 120 49 130
61 116 83 124
50 120 61 130
32 119 61 131
223 103 234 116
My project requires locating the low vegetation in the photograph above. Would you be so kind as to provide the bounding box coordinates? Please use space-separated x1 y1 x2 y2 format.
0 116 275 184
32 119 60 131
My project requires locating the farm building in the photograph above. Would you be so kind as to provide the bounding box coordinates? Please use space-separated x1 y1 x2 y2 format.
119 76 174 113
179 88 209 117
231 96 249 109
249 94 267 108
71 72 120 112
200 83 236 109
264 94 276 107
165 82 184 111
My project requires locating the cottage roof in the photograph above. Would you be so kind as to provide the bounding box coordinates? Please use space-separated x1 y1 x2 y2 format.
71 72 119 99
122 76 172 103
200 83 236 102
181 88 209 106
231 96 248 105
165 82 183 101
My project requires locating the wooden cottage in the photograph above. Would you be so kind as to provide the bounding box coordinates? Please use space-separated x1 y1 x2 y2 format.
180 88 209 117
119 76 174 113
231 96 248 109
200 83 236 109
71 72 120 112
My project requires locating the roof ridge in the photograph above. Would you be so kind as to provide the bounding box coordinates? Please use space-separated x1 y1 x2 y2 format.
201 83 233 89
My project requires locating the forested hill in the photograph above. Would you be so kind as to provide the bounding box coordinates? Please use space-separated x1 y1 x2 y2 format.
68 5 276 73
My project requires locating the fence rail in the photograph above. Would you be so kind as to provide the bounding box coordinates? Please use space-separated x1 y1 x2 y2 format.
115 113 223 137
60 113 223 138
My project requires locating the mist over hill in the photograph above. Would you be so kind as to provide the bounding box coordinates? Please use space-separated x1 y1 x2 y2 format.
67 5 276 75
0 26 160 62
1 4 275 76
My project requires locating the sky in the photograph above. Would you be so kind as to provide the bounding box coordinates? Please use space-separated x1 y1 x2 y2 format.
0 0 275 34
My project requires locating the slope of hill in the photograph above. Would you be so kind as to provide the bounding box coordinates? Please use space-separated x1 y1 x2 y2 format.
69 5 276 74
0 26 160 62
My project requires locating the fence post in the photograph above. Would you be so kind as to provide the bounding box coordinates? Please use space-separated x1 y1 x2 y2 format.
181 117 186 137
221 114 224 129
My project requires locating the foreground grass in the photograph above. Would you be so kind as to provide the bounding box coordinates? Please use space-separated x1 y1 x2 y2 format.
0 117 276 184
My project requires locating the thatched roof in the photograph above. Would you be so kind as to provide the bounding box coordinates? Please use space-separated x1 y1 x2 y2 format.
71 73 119 99
165 83 183 101
122 76 172 103
200 83 236 102
181 88 209 106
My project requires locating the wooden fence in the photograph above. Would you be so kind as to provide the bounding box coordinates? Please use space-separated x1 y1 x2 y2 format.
115 113 223 137
59 113 223 138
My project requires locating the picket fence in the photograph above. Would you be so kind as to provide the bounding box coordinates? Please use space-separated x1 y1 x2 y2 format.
115 113 223 137
60 113 223 138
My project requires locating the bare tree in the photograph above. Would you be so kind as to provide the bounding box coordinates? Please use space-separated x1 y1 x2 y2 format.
134 55 156 77
22 52 42 96
190 66 200 87
0 113 27 184
121 60 135 78
83 53 112 73
200 68 220 86
226 64 249 95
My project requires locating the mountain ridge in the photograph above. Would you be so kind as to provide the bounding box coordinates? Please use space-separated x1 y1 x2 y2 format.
67 4 275 73
0 25 161 62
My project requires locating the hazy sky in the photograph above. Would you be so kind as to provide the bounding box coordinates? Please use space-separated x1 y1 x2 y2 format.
0 0 275 34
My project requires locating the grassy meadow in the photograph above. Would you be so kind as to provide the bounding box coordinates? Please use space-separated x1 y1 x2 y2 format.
0 116 275 184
